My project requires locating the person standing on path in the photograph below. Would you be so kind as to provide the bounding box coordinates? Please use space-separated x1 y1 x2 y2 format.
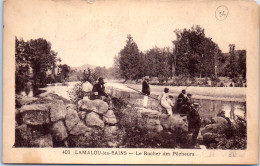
142 76 150 108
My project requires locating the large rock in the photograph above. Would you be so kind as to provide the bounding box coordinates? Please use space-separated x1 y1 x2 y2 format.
30 134 53 147
78 99 108 114
85 112 104 128
16 95 38 107
201 124 227 135
51 120 68 141
103 110 117 124
20 104 50 125
82 81 93 92
211 117 228 125
65 108 80 131
160 114 188 133
70 121 92 136
50 100 67 122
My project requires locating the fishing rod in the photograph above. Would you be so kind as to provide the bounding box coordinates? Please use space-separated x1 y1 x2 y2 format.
124 85 190 116
125 85 160 101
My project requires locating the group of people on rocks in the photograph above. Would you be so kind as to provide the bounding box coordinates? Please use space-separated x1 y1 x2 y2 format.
90 76 202 148
142 76 201 148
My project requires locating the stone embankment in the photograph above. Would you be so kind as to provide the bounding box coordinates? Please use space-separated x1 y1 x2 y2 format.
15 92 118 147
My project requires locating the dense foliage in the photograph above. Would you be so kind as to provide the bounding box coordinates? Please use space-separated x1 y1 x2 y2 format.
115 26 246 84
15 37 72 94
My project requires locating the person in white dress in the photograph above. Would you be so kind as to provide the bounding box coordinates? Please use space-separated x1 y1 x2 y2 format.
159 88 174 115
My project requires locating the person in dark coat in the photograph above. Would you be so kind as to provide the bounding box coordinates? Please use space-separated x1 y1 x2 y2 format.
176 89 186 112
187 103 201 147
180 93 192 114
142 76 150 108
178 89 186 100
92 77 108 100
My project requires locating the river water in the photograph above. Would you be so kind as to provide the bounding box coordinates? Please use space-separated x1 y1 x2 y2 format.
36 81 246 119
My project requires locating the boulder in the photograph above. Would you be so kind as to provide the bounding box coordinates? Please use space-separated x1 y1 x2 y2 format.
78 99 108 115
65 108 80 131
70 121 92 136
160 114 188 133
30 134 53 147
50 100 67 122
16 95 38 107
51 120 68 141
20 104 50 125
103 110 117 124
82 81 93 92
211 117 228 125
85 112 104 128
201 124 227 135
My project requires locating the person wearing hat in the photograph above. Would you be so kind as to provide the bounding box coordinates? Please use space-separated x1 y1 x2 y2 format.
92 77 108 100
142 76 150 108
158 88 174 115
180 93 193 114
178 89 186 100
187 103 201 148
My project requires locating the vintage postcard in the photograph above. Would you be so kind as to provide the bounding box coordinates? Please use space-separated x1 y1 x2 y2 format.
3 0 259 164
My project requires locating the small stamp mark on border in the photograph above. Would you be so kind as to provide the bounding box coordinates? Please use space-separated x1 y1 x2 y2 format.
215 5 229 21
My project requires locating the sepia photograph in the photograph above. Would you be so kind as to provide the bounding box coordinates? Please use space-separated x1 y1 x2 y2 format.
3 0 259 164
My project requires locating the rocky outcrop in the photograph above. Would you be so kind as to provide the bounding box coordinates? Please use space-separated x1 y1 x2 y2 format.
85 112 104 128
65 108 80 131
78 98 108 114
201 116 231 147
103 110 117 124
15 91 117 148
160 114 188 133
82 82 93 93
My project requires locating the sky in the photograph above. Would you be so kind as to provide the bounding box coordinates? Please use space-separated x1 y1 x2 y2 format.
7 0 254 68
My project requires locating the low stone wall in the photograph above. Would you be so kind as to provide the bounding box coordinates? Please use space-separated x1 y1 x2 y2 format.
106 86 246 118
15 93 118 147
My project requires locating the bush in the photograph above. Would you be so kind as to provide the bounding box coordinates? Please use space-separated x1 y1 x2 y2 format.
67 83 86 103
214 115 247 149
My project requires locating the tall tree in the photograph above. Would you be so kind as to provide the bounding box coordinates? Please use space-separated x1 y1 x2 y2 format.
172 25 222 77
15 37 57 94
118 35 142 80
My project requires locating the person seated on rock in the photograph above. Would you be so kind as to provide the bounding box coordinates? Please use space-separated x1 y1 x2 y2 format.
158 88 174 115
92 77 109 101
176 89 186 109
178 89 186 101
180 93 192 114
187 103 201 148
